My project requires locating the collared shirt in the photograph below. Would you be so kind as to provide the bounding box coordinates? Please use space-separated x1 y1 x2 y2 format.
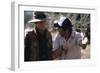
53 31 82 59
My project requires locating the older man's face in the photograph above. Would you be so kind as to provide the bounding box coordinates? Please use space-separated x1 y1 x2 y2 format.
35 21 46 31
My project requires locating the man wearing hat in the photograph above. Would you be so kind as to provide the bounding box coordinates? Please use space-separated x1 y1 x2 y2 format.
53 16 88 59
24 12 53 61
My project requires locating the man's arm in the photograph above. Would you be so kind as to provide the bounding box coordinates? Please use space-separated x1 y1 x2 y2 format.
24 33 32 61
79 37 88 49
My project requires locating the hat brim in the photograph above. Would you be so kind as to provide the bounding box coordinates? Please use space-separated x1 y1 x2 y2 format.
28 19 45 23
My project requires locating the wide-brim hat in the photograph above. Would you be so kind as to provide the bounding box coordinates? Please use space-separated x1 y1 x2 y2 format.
54 16 73 29
29 19 46 23
29 12 46 23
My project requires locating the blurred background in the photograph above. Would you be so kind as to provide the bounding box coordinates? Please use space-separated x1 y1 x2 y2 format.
24 11 90 59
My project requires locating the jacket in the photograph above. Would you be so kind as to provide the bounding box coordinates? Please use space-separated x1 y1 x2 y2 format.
24 28 53 61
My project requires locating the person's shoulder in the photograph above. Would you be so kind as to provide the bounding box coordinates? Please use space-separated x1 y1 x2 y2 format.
45 29 51 34
26 29 36 38
71 31 82 39
25 28 34 35
73 31 83 42
28 30 35 35
73 31 81 36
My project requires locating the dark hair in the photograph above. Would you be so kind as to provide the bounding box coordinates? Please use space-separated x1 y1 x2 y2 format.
54 18 72 32
54 18 72 39
61 18 72 33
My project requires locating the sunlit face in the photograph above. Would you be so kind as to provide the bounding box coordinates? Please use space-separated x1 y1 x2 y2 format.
35 21 46 31
58 28 70 39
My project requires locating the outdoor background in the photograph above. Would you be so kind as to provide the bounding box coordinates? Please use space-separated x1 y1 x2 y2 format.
24 11 90 59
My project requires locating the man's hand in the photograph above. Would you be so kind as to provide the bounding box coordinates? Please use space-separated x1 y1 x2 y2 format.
80 37 88 49
53 48 63 59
